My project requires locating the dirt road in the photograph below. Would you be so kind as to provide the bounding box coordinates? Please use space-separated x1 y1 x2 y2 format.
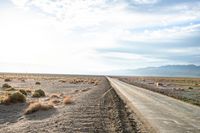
108 77 200 133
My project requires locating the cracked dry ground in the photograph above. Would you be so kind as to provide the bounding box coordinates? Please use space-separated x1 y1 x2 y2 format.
0 77 144 133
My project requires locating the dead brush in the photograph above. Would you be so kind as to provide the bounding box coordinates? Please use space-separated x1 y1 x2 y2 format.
69 78 84 84
63 96 73 105
24 101 54 115
87 79 99 85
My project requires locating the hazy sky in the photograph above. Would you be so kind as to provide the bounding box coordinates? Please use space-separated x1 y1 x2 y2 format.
0 0 200 74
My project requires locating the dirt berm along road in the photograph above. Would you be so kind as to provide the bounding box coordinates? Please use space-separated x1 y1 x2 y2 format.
107 77 200 133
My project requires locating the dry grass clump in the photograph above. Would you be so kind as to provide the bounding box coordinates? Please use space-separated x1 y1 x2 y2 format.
19 89 27 96
88 79 99 85
24 101 54 115
63 96 73 104
35 82 41 85
32 89 45 97
0 94 11 104
0 91 26 105
69 78 84 84
2 83 12 88
4 78 11 82
59 80 66 83
24 88 32 93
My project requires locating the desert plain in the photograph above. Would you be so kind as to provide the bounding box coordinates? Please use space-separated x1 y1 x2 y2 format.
0 73 143 133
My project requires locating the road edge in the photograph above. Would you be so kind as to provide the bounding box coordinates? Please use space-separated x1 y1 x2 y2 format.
107 77 158 133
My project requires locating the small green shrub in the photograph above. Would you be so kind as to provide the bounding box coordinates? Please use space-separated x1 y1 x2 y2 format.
10 91 26 103
2 83 12 88
19 89 27 96
188 87 193 90
35 82 41 85
0 91 26 104
32 89 45 97
4 78 11 82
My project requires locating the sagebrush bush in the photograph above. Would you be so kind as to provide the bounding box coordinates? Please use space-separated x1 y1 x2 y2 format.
0 91 26 104
2 83 12 88
32 89 45 97
19 89 27 96
35 82 41 85
4 78 11 82
10 91 26 102
188 87 193 90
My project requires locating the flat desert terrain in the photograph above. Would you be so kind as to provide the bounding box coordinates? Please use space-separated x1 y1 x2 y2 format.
117 76 200 106
0 73 144 133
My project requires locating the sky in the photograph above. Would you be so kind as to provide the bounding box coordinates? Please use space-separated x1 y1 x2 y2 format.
0 0 200 74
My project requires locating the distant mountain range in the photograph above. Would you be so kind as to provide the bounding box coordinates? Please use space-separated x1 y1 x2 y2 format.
116 65 200 77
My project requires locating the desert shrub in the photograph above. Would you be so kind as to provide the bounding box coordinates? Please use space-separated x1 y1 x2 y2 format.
59 80 66 83
4 78 11 82
94 81 99 86
69 78 84 84
10 91 26 103
19 89 27 96
0 94 11 104
25 89 32 93
24 102 54 115
32 89 45 97
63 96 72 104
35 82 41 85
188 87 193 90
0 92 26 104
74 90 79 93
2 83 12 88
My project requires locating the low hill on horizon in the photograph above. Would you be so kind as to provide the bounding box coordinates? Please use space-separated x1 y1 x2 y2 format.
118 64 200 77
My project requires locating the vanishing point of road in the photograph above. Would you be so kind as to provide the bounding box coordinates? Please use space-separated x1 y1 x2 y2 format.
107 77 200 133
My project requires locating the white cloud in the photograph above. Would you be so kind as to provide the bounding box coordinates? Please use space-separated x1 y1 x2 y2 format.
121 23 200 42
1 0 200 73
11 0 29 7
132 0 159 5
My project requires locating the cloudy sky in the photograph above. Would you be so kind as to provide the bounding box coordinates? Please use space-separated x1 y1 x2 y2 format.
0 0 200 74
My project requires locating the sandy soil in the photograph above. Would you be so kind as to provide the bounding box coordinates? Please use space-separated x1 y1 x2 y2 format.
0 74 143 133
